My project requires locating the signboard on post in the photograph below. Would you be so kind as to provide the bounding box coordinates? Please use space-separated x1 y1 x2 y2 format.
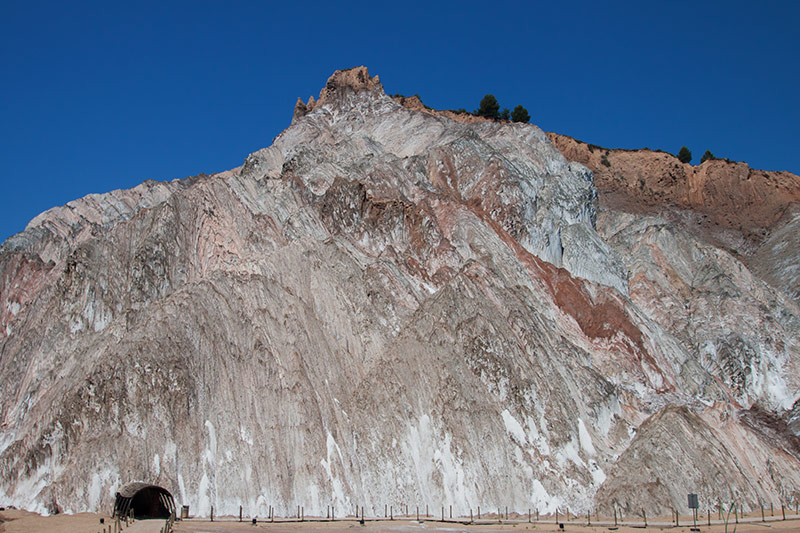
688 494 698 509
688 494 699 531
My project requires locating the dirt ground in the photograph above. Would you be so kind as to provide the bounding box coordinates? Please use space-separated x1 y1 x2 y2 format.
3 509 800 533
171 517 800 533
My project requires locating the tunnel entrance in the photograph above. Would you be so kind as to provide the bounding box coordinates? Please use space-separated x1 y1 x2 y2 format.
113 482 175 519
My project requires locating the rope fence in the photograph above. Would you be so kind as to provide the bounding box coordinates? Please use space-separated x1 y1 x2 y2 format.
173 498 800 529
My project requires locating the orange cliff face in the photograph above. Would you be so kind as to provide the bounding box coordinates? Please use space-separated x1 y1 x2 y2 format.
546 132 800 245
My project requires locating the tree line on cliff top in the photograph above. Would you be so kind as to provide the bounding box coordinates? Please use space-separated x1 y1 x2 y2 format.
395 93 530 123
443 94 531 122
468 97 721 164
678 146 717 164
396 92 720 164
473 94 530 123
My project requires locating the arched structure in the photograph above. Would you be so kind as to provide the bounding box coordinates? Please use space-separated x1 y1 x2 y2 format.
113 482 175 519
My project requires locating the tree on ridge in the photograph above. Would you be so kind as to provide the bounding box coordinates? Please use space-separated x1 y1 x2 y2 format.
701 150 716 163
476 94 500 118
511 105 530 123
677 146 692 164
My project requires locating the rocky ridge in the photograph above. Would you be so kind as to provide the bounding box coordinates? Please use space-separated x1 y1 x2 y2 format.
1 67 799 518
546 133 800 249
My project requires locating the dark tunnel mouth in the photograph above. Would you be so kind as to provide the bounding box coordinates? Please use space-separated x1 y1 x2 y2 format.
114 484 175 520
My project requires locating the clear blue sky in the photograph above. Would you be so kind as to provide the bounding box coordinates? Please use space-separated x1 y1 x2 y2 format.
1 1 798 243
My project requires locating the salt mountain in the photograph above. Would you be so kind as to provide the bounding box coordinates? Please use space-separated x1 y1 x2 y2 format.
1 67 799 518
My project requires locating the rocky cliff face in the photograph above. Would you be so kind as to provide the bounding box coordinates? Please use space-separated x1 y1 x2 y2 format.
1 67 799 518
547 133 800 252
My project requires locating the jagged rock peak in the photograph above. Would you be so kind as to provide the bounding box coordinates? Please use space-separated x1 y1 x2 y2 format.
295 66 382 118
293 97 307 120
324 65 381 93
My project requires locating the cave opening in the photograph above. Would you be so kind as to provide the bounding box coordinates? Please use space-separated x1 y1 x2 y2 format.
114 483 175 520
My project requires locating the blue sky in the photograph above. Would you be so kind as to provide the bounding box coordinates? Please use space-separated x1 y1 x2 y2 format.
1 1 798 243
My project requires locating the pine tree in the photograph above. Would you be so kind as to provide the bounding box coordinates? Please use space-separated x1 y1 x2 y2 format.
511 105 530 123
700 150 716 163
476 94 500 118
677 146 692 164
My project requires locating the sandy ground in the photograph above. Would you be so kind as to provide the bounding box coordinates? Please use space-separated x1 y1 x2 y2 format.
3 509 799 533
0 509 161 533
171 518 800 533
